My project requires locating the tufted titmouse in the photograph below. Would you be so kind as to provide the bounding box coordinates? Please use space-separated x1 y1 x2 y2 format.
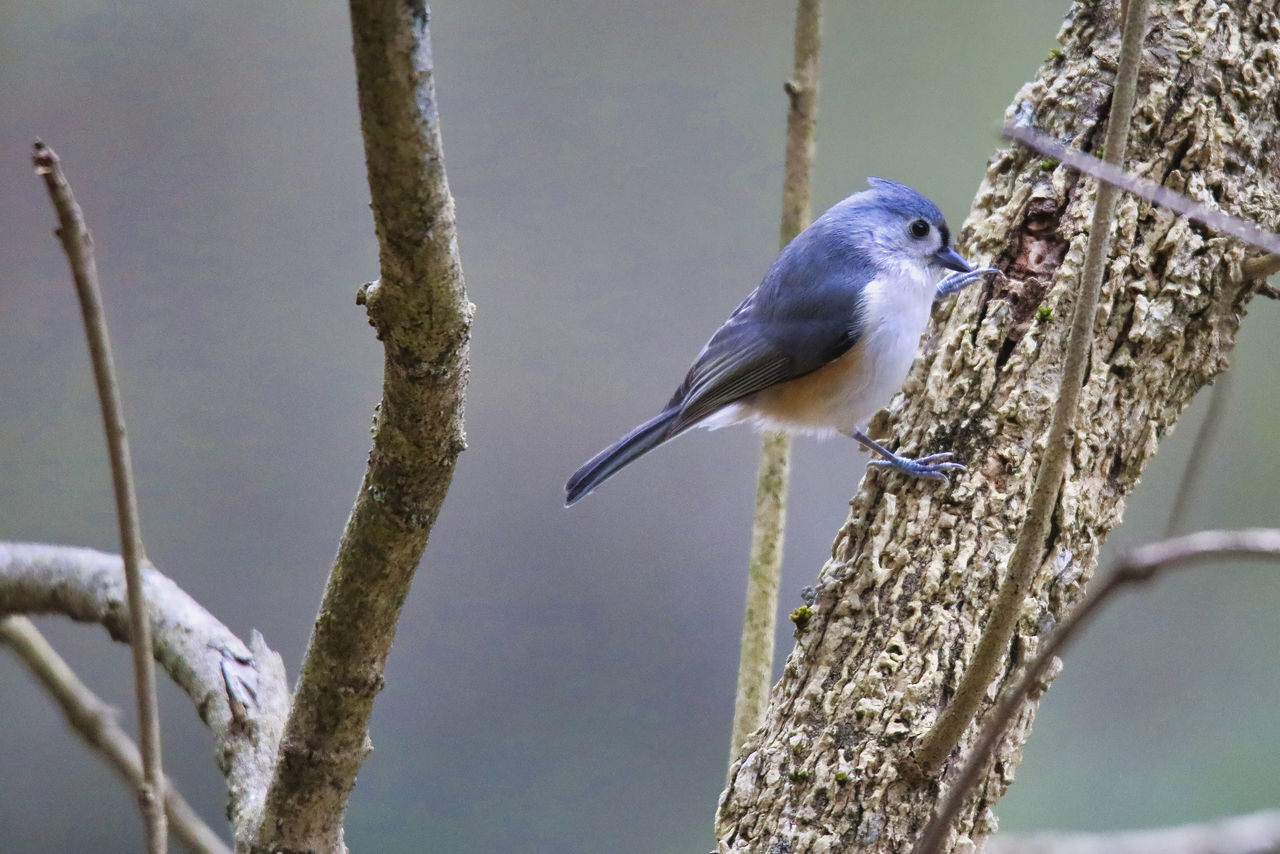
565 178 995 505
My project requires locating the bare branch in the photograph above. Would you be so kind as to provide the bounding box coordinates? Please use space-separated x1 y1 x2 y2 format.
1117 527 1280 573
912 0 1153 777
730 0 822 769
778 0 821 250
1002 124 1280 262
733 431 791 764
987 810 1280 854
251 3 472 851
0 616 231 854
913 527 1280 854
32 140 167 852
0 542 289 851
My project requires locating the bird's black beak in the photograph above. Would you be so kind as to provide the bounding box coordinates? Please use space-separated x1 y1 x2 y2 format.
933 245 973 273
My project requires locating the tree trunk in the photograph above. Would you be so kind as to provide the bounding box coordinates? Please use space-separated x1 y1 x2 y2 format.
715 2 1280 851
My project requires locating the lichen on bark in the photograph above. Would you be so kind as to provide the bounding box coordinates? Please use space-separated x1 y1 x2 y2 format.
715 2 1280 852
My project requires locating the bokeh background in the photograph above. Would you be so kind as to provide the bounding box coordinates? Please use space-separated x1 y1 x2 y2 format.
3 1 1278 851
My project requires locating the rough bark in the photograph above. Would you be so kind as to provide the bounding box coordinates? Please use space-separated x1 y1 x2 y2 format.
715 2 1280 852
251 2 471 852
912 0 1150 780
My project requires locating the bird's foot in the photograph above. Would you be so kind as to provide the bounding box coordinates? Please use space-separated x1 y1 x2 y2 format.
867 450 965 483
935 266 1000 301
851 429 965 484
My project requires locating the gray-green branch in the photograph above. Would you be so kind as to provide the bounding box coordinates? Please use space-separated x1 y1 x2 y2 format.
250 2 472 852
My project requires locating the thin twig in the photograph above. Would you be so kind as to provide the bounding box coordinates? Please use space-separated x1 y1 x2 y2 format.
1165 372 1232 538
728 0 822 768
913 528 1280 854
1003 124 1280 261
987 808 1280 854
0 616 231 854
912 0 1152 777
32 140 168 853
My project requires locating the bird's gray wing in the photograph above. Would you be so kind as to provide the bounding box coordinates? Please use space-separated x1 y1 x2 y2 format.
666 283 864 434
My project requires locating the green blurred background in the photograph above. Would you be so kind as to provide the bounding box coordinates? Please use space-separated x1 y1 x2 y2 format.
2 1 1277 851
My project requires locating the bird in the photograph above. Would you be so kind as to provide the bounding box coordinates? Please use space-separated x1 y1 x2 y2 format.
565 178 995 506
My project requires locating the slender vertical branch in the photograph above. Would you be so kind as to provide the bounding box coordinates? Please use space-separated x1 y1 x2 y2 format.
731 431 791 764
729 0 822 766
0 616 230 854
32 141 168 854
912 528 1280 854
778 0 822 250
251 3 471 851
912 0 1152 776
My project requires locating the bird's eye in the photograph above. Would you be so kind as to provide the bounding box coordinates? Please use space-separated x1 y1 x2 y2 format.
909 219 931 239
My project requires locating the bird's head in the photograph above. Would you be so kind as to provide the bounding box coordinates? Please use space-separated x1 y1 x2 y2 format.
850 177 973 275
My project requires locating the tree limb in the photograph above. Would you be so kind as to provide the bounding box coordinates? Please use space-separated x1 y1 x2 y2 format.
32 140 168 852
1002 125 1280 293
735 430 791 765
251 2 472 851
716 2 1280 850
0 542 289 851
0 615 232 854
731 0 823 770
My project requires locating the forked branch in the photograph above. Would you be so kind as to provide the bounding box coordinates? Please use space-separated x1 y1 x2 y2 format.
913 528 1280 854
0 542 289 850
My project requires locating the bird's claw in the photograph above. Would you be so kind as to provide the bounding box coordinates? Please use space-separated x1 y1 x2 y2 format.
935 266 1000 301
867 451 966 483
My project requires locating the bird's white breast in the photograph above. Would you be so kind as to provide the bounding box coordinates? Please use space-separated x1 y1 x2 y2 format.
728 261 939 436
852 262 938 422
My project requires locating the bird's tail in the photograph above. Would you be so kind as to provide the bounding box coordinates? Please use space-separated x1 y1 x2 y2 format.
565 407 681 505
